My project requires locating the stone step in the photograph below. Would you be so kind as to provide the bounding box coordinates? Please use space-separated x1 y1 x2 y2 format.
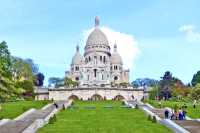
174 120 200 133
0 101 69 133
0 120 32 133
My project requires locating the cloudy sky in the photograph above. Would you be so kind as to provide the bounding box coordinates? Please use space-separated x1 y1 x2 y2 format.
1 0 200 85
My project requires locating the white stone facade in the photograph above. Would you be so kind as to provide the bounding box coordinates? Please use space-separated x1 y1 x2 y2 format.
66 16 129 87
48 88 144 101
35 17 144 101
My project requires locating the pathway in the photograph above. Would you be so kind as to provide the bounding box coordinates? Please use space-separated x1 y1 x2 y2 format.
0 101 68 133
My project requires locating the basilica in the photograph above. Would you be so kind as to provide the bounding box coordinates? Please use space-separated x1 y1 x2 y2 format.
35 17 144 101
65 16 129 87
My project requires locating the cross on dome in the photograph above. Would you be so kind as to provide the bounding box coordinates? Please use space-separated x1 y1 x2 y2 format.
95 16 100 27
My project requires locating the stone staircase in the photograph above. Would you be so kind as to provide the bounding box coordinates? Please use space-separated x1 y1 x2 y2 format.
127 101 200 133
0 101 68 133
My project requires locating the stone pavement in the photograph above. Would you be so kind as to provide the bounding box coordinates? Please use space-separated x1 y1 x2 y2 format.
127 101 200 133
0 101 68 133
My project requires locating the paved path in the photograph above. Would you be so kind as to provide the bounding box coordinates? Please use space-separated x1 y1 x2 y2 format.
0 101 67 133
127 101 200 133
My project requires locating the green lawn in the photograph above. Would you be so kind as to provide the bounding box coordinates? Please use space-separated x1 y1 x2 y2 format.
145 100 200 119
38 101 172 133
0 100 49 119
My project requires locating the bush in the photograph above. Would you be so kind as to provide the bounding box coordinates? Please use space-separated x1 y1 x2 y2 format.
22 106 29 112
135 104 139 109
0 116 4 120
147 115 152 121
152 116 157 123
49 115 57 124
62 104 65 110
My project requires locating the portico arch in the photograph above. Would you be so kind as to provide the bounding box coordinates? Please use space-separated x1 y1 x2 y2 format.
91 94 103 101
114 95 125 101
68 95 79 101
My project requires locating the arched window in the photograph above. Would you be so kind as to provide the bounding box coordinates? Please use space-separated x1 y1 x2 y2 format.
102 74 104 80
103 56 106 63
110 66 112 70
75 66 79 71
75 77 79 81
89 56 91 61
100 56 102 61
114 76 118 80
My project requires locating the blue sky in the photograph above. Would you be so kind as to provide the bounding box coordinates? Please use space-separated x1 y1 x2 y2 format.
1 0 200 85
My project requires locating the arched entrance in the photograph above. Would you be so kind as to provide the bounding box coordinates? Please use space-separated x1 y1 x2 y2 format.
91 94 103 101
114 95 125 101
68 95 79 101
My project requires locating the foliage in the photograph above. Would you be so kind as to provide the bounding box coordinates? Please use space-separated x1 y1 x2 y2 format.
172 87 190 99
132 78 159 88
0 41 41 101
48 77 62 87
49 114 57 124
147 115 152 121
64 77 78 87
11 57 34 81
35 72 45 86
24 58 39 75
159 71 174 99
190 84 200 101
191 71 200 86
149 86 159 100
0 41 11 76
152 116 157 123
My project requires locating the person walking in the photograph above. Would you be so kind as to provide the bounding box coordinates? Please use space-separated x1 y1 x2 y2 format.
164 109 169 119
170 109 175 120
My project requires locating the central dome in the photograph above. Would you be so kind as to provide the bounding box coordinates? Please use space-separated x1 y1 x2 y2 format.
84 16 110 56
86 27 109 47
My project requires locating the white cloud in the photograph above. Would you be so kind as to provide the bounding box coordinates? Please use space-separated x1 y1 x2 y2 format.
82 26 140 70
179 24 200 42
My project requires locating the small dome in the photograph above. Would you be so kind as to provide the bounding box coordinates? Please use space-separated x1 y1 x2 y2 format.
111 44 122 64
71 45 84 65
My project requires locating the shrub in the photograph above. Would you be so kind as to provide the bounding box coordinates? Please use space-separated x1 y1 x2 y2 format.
135 104 139 109
22 106 29 112
147 115 152 121
49 115 57 124
152 116 157 123
0 116 4 120
62 104 65 110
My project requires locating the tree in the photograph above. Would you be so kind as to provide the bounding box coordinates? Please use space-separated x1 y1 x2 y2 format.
132 78 159 88
48 77 62 87
159 71 174 100
149 85 159 100
64 78 78 87
24 58 39 75
191 71 200 86
35 73 45 86
191 83 200 101
11 57 33 81
0 41 11 76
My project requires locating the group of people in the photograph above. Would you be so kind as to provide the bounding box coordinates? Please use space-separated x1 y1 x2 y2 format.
164 107 187 120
